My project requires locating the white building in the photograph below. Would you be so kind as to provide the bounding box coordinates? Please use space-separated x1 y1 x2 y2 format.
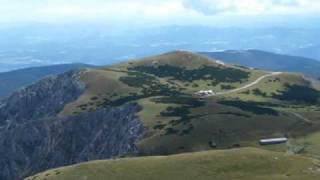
194 90 215 97
259 137 288 145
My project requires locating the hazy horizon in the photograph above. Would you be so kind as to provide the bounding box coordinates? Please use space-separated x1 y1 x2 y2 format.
0 0 319 72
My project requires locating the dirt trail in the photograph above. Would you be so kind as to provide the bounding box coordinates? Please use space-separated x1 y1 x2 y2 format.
292 112 313 124
215 72 283 95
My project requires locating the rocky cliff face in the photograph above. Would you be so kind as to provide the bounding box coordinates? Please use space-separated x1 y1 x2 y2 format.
0 70 85 126
0 70 144 180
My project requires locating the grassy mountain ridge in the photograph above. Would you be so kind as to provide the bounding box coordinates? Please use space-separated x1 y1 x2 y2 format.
27 148 320 180
59 51 320 157
3 51 320 179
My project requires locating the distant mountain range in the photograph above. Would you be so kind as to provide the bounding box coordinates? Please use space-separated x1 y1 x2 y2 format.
1 25 319 71
0 63 94 98
201 50 320 78
2 49 319 100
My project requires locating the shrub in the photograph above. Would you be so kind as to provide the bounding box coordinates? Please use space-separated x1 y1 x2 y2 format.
129 65 250 84
272 84 320 104
218 100 279 116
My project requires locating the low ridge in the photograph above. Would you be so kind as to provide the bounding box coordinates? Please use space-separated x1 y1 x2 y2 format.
27 148 320 180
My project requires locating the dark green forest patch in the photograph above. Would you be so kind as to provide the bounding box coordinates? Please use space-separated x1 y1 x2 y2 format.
151 96 205 136
216 112 251 118
221 84 236 90
119 71 157 87
101 72 183 106
128 65 250 84
218 100 279 116
252 88 268 97
272 84 320 104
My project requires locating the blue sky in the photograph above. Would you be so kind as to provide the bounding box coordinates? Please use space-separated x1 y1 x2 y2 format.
0 0 319 27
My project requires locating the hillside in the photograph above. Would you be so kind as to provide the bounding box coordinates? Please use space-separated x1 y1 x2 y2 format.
63 51 320 156
201 50 320 78
1 51 320 179
27 148 320 180
0 63 94 98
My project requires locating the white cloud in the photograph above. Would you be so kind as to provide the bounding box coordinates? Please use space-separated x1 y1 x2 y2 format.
0 0 185 23
37 1 185 18
0 0 319 25
183 0 320 15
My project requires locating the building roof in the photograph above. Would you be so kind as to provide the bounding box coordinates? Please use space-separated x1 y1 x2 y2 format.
259 137 288 143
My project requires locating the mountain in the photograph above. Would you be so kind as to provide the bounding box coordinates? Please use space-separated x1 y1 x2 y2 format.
1 51 320 179
1 25 320 70
27 148 320 180
201 50 320 78
0 63 94 98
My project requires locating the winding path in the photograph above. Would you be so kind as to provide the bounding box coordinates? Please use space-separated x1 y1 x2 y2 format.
215 72 283 96
291 112 313 124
